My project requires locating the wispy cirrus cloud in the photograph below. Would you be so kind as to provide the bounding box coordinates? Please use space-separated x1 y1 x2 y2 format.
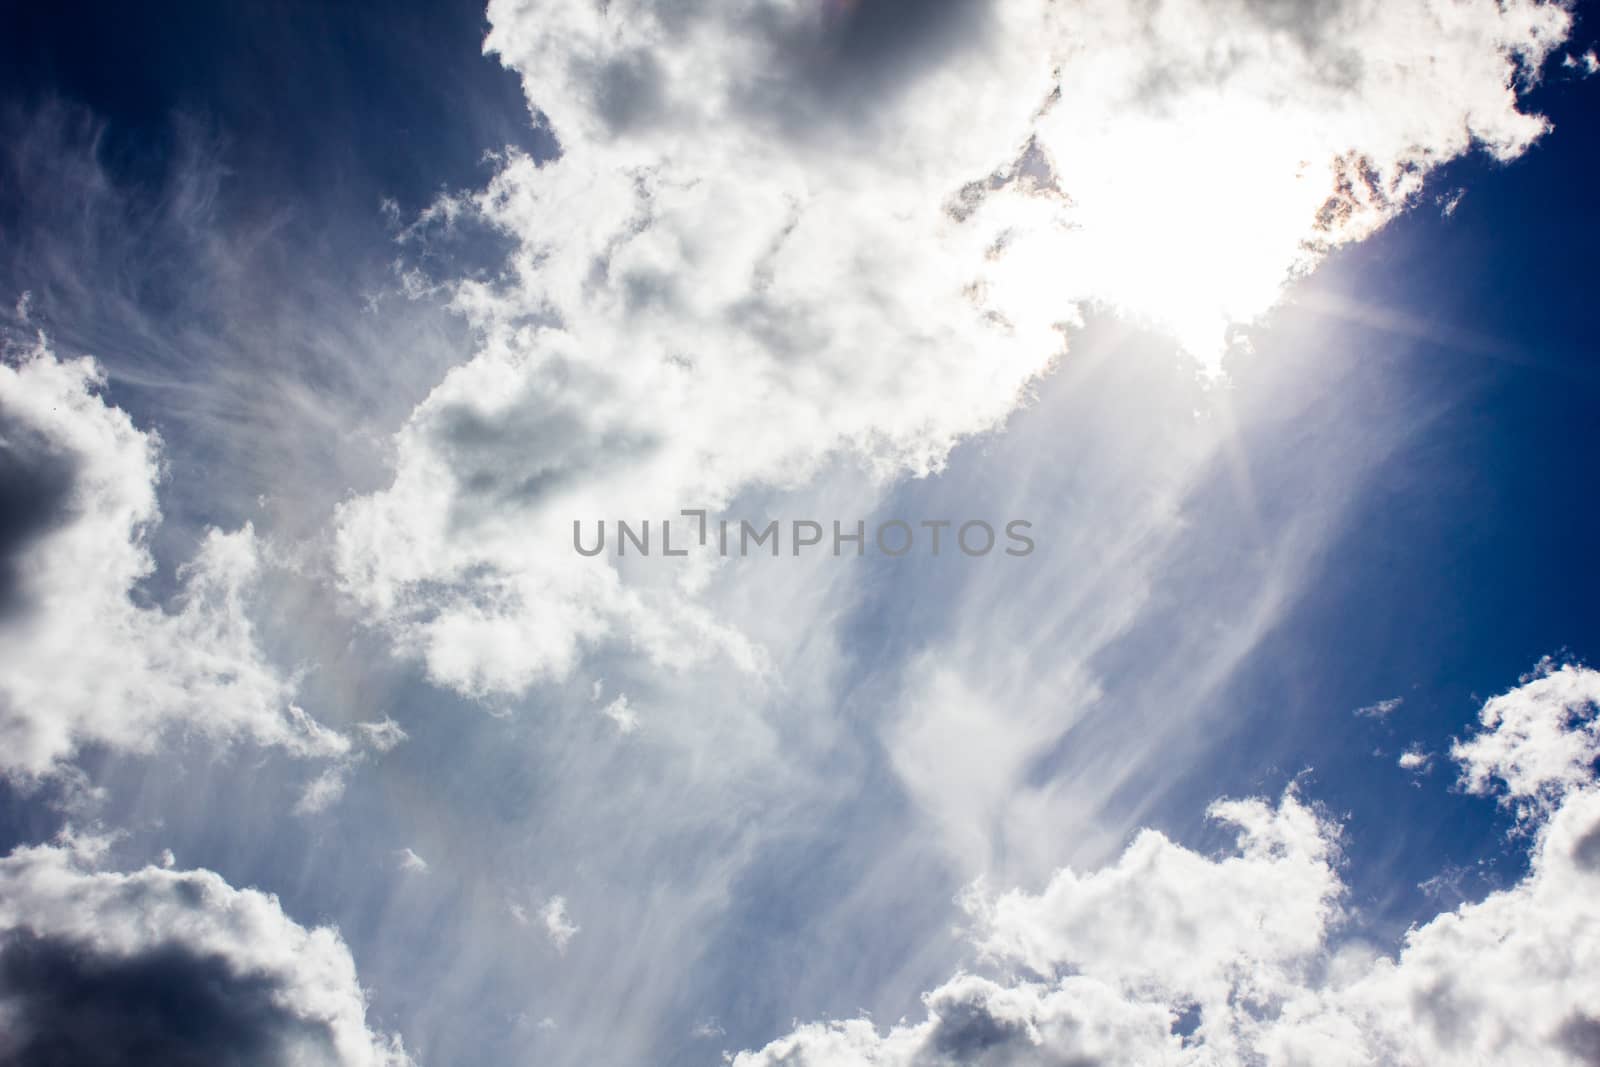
1355 697 1404 720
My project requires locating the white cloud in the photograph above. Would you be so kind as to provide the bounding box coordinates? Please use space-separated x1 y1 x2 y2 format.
540 896 579 953
396 848 429 874
0 835 412 1067
969 792 1342 1004
337 0 1571 698
1398 746 1432 772
295 765 351 816
291 717 410 816
1562 50 1599 76
0 346 349 779
1417 862 1474 905
733 658 1600 1066
1452 659 1600 821
1355 697 1404 719
599 693 640 735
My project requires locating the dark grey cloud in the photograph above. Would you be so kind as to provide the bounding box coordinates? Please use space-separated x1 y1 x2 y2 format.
916 987 1103 1067
924 992 1034 1062
1558 1013 1600 1066
590 49 669 134
739 0 995 134
807 0 989 82
0 930 338 1067
526 0 996 143
0 846 411 1066
0 407 78 616
1573 817 1600 873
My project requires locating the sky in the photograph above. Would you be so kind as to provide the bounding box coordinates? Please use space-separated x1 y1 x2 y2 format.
0 1 1598 1065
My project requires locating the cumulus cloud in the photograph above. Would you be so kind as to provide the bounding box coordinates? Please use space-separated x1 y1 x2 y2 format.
337 0 1571 698
732 659 1600 1066
0 836 411 1067
0 346 348 779
1452 659 1600 821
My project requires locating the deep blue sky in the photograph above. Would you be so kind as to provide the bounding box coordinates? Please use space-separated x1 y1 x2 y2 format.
1 0 548 215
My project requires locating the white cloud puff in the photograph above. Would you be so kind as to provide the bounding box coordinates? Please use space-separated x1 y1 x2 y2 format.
1398 746 1432 772
1561 50 1599 76
732 660 1600 1066
0 347 348 778
0 835 412 1067
1452 659 1600 820
338 0 1571 697
296 766 351 816
599 693 639 734
540 896 579 953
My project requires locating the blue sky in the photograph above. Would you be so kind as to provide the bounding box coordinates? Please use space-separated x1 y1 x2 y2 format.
1 2 1598 1066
